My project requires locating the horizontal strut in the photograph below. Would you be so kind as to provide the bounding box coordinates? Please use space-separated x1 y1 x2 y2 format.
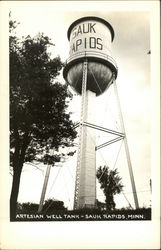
96 136 124 150
73 122 80 129
83 121 125 137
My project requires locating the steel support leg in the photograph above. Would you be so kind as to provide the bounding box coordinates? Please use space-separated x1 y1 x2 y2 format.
113 79 139 209
38 165 51 213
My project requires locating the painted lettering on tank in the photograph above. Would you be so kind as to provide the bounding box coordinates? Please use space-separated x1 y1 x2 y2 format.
72 22 96 39
70 37 103 53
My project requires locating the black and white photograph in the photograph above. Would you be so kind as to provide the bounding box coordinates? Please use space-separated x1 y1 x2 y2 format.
0 0 160 249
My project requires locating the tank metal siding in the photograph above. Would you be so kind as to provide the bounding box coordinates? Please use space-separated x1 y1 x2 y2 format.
65 61 114 96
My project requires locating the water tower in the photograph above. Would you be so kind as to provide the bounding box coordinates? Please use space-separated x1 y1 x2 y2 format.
63 16 139 210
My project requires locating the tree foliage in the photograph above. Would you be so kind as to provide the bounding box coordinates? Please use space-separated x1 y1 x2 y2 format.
43 199 66 213
96 166 123 210
17 199 66 214
17 202 39 214
10 17 76 220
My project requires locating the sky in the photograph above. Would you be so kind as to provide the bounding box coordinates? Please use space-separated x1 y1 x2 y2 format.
8 1 153 210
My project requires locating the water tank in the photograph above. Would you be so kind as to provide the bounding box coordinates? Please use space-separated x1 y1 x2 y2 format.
63 16 118 96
